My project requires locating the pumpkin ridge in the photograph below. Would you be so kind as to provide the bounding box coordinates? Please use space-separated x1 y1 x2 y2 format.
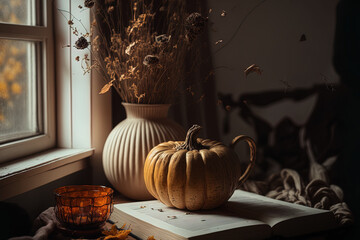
184 151 206 210
147 149 162 199
213 150 234 204
200 151 207 210
200 149 227 209
167 150 187 209
154 151 172 206
198 149 209 209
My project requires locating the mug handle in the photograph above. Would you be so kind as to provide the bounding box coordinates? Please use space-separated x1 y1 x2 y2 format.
229 135 256 186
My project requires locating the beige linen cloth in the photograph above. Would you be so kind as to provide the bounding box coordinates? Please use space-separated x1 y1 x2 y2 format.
9 207 60 240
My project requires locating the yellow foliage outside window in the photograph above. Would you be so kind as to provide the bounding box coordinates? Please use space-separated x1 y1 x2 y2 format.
0 81 9 100
11 82 22 95
0 40 25 123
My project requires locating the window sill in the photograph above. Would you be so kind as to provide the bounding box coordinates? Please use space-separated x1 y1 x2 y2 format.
0 148 93 200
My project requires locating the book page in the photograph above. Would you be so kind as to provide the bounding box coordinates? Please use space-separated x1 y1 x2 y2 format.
225 190 336 237
112 190 335 239
112 200 271 240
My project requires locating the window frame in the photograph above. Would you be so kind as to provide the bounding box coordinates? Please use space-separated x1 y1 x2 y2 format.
54 0 112 184
0 0 112 200
0 0 56 163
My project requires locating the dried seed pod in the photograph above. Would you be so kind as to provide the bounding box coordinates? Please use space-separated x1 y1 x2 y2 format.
185 13 206 33
107 6 114 13
143 55 159 66
155 34 171 44
300 34 306 42
185 12 207 42
125 42 136 55
84 0 95 8
215 39 223 45
244 64 262 77
75 36 89 49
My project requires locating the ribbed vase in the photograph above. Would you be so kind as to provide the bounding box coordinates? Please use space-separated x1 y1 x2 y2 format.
102 103 186 200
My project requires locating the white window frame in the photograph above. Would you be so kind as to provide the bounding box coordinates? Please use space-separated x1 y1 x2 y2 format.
0 0 56 162
0 0 112 200
54 0 112 184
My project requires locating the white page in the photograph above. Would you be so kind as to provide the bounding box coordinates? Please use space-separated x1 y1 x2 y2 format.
111 190 335 239
112 199 271 240
225 190 336 236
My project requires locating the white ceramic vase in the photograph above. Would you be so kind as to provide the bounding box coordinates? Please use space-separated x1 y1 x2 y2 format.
102 103 186 200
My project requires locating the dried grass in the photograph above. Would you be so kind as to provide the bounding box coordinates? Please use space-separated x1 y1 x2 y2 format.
82 0 206 104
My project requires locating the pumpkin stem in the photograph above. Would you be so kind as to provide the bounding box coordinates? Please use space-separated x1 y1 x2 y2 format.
176 124 206 151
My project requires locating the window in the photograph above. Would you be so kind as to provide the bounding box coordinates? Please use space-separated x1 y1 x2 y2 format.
0 0 55 163
0 0 111 200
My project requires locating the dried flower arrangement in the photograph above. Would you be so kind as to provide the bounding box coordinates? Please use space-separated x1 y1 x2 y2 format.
61 0 207 104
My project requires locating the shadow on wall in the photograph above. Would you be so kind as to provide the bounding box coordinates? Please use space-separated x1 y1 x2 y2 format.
0 202 31 239
218 83 346 178
215 0 360 237
332 0 360 237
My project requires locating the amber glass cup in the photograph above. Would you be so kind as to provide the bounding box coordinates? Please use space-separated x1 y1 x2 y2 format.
54 185 114 230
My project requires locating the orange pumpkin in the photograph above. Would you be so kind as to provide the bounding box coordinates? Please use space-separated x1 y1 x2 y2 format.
144 125 256 210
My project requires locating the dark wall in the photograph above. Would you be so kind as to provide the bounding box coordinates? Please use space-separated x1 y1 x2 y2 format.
333 0 360 236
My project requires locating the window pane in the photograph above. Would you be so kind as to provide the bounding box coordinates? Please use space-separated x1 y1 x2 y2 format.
0 0 35 26
0 39 39 144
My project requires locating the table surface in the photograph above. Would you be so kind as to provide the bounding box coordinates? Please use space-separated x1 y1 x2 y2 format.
108 192 138 239
56 192 349 240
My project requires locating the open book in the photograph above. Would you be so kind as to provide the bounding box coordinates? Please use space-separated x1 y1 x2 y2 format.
109 190 336 240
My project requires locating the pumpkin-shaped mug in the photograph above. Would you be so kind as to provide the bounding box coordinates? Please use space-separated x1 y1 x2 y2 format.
144 124 256 210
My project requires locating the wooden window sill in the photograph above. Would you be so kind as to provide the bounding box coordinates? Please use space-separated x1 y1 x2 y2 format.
0 148 93 200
